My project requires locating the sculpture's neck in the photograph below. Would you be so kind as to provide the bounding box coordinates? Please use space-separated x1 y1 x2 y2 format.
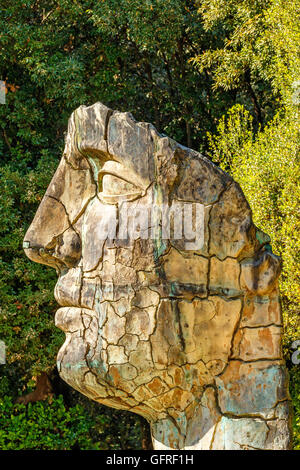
151 417 186 450
150 414 219 450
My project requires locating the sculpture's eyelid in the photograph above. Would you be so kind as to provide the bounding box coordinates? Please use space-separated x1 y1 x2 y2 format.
98 171 144 204
98 161 147 192
99 171 143 191
99 171 140 188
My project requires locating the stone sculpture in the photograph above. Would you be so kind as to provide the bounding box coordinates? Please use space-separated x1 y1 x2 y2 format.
23 102 292 449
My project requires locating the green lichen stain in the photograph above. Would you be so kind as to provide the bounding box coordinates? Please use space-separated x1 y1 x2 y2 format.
253 295 270 304
87 156 101 186
221 416 268 450
64 360 87 371
88 359 108 376
174 412 188 436
81 197 97 250
154 236 167 261
170 282 177 297
153 183 168 262
256 229 271 245
264 243 272 252
183 368 192 384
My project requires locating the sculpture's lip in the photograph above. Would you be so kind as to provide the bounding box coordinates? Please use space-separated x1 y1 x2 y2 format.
55 305 82 310
55 306 91 332
54 268 83 306
55 304 94 310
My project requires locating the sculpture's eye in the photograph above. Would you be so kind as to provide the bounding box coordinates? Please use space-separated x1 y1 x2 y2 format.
100 174 142 202
97 160 146 204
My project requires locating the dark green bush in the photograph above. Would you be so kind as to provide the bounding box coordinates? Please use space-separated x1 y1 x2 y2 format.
290 367 300 450
0 395 100 450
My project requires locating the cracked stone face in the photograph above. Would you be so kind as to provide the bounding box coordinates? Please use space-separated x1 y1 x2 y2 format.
23 102 291 450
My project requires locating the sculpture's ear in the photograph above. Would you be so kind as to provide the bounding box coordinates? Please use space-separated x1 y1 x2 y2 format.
23 155 96 268
240 249 281 295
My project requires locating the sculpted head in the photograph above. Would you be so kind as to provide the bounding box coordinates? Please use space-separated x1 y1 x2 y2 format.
23 103 289 450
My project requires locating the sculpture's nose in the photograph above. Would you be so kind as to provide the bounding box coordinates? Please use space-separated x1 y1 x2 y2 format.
23 193 81 270
23 154 97 270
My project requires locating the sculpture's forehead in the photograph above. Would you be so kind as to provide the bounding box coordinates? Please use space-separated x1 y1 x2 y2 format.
64 102 155 188
64 102 233 205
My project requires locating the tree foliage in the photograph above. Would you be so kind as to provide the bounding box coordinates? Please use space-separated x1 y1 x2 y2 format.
207 105 299 351
203 0 300 446
0 395 100 450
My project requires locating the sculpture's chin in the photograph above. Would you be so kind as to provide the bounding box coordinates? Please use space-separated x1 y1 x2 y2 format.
54 306 104 398
55 315 137 408
55 328 169 421
56 332 92 394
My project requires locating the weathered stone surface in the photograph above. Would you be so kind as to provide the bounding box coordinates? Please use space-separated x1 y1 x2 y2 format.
108 112 155 187
56 329 91 396
216 360 289 416
178 296 241 364
119 334 139 353
65 102 112 160
46 156 97 223
24 101 290 450
176 153 232 204
162 248 208 297
99 168 143 204
209 256 241 297
23 195 70 266
52 226 81 268
126 306 156 340
112 297 132 317
81 276 99 310
152 417 185 450
232 325 282 360
82 196 110 271
102 306 126 345
185 388 221 449
212 416 269 450
116 247 132 267
117 363 138 381
150 300 183 367
168 204 211 257
102 261 137 287
55 307 83 333
83 371 110 399
107 345 128 364
129 341 153 371
158 387 194 411
266 405 292 450
209 182 257 260
132 287 160 308
241 289 282 327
